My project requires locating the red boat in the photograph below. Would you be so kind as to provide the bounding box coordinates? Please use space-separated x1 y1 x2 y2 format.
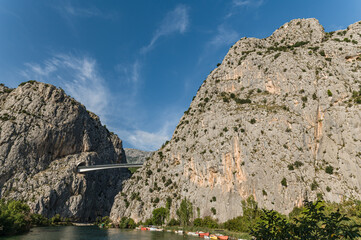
140 227 147 231
217 236 229 240
199 232 210 238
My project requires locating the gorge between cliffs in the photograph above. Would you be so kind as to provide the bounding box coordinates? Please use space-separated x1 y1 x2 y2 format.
1 18 361 237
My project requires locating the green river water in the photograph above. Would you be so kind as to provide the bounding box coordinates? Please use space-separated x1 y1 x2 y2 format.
3 226 198 240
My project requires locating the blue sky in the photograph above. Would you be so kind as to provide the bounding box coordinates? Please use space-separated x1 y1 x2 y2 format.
0 0 360 151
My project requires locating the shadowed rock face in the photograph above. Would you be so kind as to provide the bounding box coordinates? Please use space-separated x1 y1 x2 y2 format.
110 18 361 223
0 81 129 221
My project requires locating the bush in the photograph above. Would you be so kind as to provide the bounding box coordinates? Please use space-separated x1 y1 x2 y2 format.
119 217 136 229
193 216 218 229
281 178 287 187
30 214 49 226
327 90 333 97
294 161 304 168
211 207 216 215
311 180 319 191
250 119 256 124
0 200 32 236
193 218 203 227
144 218 153 226
167 218 180 226
325 165 334 174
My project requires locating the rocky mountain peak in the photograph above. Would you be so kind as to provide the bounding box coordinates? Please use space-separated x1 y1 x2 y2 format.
0 80 129 221
110 18 361 224
269 18 325 44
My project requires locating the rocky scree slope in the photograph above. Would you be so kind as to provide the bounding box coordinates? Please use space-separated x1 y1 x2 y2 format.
110 18 361 223
0 81 129 221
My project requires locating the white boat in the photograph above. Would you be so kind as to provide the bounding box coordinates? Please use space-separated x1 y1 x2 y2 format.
187 232 199 236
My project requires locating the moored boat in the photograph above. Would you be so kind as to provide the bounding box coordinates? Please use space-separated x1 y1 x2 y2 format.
199 232 210 238
210 235 218 240
217 236 229 240
140 227 147 231
187 231 199 236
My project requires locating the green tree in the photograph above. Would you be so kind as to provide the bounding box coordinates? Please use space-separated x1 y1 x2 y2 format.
176 198 193 227
119 217 136 229
0 200 32 236
251 210 292 240
224 196 263 232
251 201 361 239
152 207 169 225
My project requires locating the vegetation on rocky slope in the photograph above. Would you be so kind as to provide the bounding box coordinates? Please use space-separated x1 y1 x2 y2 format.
110 18 361 224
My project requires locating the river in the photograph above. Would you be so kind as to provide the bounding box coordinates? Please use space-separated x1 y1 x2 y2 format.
3 226 199 240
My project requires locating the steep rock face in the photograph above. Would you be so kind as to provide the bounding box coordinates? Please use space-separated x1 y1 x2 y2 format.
0 81 129 221
110 18 361 223
124 148 152 164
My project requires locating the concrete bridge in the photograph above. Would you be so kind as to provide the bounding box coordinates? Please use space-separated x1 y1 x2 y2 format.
77 163 143 173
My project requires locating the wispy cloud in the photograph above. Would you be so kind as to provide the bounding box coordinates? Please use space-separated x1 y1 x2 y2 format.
233 0 264 7
198 24 239 65
226 0 264 18
208 25 239 47
63 5 103 18
141 5 189 54
21 54 110 118
55 1 116 21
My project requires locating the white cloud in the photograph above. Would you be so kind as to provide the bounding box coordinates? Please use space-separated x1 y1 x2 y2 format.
21 54 110 118
117 117 178 151
141 5 189 53
226 0 264 18
208 25 239 47
20 54 181 152
233 0 264 8
63 5 103 18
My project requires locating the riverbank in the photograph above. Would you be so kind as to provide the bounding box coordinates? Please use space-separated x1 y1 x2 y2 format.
136 226 251 240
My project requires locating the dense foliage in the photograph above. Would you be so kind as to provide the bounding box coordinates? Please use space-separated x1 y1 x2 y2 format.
193 216 218 228
251 201 361 239
0 200 32 236
119 217 136 229
152 207 169 225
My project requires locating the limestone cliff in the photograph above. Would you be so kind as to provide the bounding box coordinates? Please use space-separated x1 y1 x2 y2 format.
0 81 129 221
110 18 361 223
124 148 152 164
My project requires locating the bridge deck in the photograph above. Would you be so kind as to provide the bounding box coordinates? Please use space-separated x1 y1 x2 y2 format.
77 163 143 173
